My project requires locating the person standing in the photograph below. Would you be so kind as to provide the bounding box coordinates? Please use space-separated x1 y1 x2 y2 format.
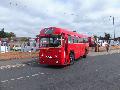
94 42 99 52
102 41 109 52
105 42 109 52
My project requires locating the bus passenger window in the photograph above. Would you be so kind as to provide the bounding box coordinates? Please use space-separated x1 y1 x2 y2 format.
68 36 73 43
79 38 83 43
83 38 88 43
74 37 78 43
54 38 61 46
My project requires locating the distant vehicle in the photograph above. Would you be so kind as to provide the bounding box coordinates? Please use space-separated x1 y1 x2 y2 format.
88 37 95 47
39 27 89 66
13 45 21 51
110 40 120 46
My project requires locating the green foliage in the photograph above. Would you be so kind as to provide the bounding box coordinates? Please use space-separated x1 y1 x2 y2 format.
93 35 97 41
0 28 16 38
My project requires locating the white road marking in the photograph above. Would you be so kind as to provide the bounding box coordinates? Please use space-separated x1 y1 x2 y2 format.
6 65 10 68
12 65 15 68
32 74 39 77
1 66 6 69
0 67 3 69
1 80 9 83
11 78 15 81
22 64 25 66
1 72 44 83
0 64 26 70
17 77 23 80
40 73 44 75
26 76 30 78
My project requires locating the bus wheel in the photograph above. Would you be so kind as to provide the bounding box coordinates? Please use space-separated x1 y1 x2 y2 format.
69 53 75 65
83 50 87 58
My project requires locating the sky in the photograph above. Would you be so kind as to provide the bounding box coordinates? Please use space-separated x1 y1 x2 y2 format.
0 0 120 38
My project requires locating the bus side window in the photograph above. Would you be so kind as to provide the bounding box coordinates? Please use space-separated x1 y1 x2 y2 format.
74 36 78 43
77 37 79 43
86 38 88 43
79 38 83 43
68 36 73 43
83 38 88 43
83 38 85 43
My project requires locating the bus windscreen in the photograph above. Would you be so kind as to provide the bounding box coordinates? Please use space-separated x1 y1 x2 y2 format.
40 35 61 47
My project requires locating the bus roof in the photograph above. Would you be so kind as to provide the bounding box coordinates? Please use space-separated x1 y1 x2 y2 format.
39 27 88 38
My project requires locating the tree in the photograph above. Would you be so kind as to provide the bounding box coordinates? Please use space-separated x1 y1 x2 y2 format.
0 28 16 39
9 32 16 37
0 28 5 38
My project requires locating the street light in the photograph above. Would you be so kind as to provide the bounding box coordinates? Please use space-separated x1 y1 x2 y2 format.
110 16 115 40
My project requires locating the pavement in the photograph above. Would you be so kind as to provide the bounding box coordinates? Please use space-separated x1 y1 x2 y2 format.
0 50 120 90
89 48 120 56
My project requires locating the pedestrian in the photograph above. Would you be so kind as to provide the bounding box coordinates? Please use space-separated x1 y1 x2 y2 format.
94 42 97 52
103 41 109 52
105 42 109 52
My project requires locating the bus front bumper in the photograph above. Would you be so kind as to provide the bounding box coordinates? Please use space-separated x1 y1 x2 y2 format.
40 58 65 65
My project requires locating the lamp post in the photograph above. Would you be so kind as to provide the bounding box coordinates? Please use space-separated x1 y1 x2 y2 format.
110 16 115 40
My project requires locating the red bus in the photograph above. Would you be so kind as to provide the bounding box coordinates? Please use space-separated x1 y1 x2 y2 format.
39 27 89 65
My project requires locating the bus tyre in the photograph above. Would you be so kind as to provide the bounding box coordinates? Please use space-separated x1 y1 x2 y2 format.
83 50 87 58
83 54 86 58
69 53 75 65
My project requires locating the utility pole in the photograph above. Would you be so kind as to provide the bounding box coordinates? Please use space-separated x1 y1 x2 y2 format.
113 17 115 40
110 16 115 40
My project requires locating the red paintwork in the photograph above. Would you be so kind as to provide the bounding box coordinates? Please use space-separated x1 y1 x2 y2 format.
39 27 89 65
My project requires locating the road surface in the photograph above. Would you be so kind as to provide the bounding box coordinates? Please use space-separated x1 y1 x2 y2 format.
0 50 120 90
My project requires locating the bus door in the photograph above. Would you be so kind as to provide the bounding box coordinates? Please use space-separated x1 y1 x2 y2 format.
62 34 68 64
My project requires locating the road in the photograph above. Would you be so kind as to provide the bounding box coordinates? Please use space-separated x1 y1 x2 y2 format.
0 51 120 90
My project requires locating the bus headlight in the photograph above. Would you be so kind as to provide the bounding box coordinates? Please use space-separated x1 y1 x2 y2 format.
56 61 59 63
41 54 44 56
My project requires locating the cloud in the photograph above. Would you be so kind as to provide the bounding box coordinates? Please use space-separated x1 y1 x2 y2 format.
0 0 120 37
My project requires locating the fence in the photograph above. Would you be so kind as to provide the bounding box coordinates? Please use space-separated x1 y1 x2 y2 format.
0 42 39 53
